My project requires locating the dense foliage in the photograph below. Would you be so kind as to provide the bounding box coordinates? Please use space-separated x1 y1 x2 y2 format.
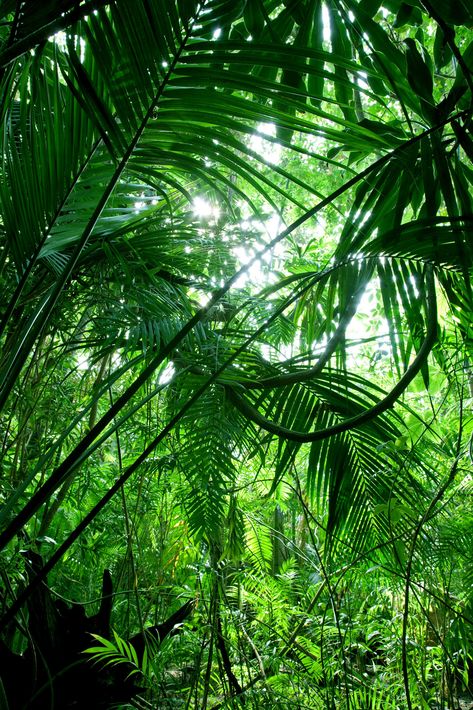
0 0 472 707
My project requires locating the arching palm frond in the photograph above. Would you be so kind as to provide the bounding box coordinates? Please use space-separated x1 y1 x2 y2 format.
0 0 471 636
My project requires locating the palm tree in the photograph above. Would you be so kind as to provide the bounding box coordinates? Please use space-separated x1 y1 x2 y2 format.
0 0 472 706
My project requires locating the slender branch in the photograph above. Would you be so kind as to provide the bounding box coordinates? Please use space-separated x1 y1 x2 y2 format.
419 1 473 95
216 610 244 700
0 136 103 340
401 400 464 709
227 265 437 443
0 109 462 550
0 0 111 69
245 274 369 389
175 267 369 390
0 4 199 410
0 274 325 621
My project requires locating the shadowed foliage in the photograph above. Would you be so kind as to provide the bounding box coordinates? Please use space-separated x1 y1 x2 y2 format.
0 1 472 708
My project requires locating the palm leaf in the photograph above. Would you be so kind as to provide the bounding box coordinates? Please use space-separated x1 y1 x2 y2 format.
0 0 472 613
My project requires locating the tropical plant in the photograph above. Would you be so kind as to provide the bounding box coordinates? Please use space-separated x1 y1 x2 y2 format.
0 0 472 708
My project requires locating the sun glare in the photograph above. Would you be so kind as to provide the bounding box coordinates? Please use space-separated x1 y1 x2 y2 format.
192 197 220 220
250 123 282 165
159 362 175 385
322 3 331 43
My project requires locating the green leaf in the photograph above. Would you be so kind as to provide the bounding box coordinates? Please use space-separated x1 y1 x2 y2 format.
307 0 324 108
404 37 433 104
433 25 453 70
244 0 265 37
394 3 423 28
